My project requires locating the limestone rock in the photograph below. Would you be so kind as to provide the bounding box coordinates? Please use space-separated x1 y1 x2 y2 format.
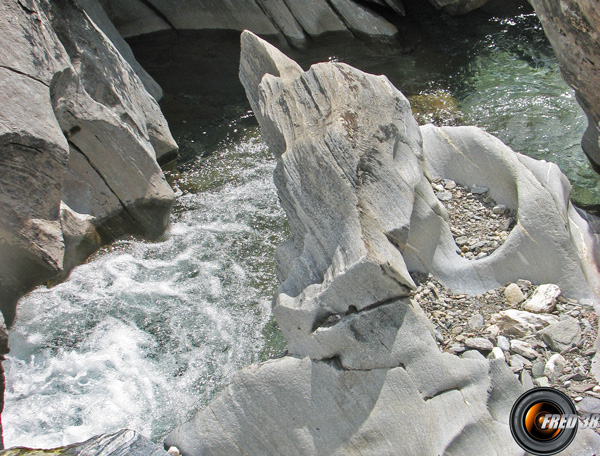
544 353 566 381
530 0 600 174
0 0 176 325
164 31 600 456
465 337 493 352
504 283 525 305
510 340 539 360
540 317 582 352
491 310 559 338
522 284 560 313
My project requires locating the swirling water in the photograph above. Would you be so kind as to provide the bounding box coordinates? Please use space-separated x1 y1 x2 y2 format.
5 5 600 449
4 131 288 447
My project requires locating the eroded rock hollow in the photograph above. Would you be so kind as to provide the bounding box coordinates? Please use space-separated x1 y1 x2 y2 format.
164 31 600 456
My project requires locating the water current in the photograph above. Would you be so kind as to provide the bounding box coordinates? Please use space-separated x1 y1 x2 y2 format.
4 3 600 448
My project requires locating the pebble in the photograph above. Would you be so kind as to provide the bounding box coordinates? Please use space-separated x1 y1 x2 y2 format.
492 204 506 214
522 284 560 313
531 361 545 378
520 370 535 390
455 236 468 246
535 377 550 387
504 283 525 306
510 340 539 359
437 191 453 202
594 386 600 393
168 447 181 456
465 337 494 352
468 314 484 330
489 347 505 361
497 335 510 352
544 354 565 381
444 180 457 190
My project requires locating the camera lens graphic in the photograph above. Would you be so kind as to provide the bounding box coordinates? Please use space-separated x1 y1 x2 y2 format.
510 388 578 455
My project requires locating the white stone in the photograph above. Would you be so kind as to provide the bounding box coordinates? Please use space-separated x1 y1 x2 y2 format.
522 284 561 313
510 340 539 360
504 283 525 306
497 335 510 352
491 310 558 338
544 354 566 381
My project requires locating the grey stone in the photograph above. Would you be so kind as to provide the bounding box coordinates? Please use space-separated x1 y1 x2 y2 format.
0 0 176 325
329 0 398 40
437 191 453 201
531 361 546 378
540 317 582 352
522 284 560 313
510 340 539 360
520 370 534 390
577 397 600 415
492 204 506 214
461 350 485 360
465 337 493 352
471 184 489 194
535 376 551 387
497 335 510 352
489 347 505 361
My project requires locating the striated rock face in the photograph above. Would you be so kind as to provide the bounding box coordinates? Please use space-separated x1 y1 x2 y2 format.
0 0 177 326
97 0 490 45
530 0 600 174
164 31 600 455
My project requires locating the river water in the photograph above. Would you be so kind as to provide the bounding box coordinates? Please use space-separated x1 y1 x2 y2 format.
4 5 600 448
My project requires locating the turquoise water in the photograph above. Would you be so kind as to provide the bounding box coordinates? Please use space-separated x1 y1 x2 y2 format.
4 5 600 449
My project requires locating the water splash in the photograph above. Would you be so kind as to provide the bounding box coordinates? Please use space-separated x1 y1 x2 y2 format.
3 131 288 448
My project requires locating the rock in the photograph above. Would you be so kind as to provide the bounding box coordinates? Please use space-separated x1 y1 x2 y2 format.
544 354 566 381
492 204 506 214
165 30 600 456
504 283 525 306
520 370 534 390
470 184 489 194
455 236 469 246
165 30 545 456
437 191 453 201
421 124 600 303
497 335 510 352
532 361 545 379
167 447 181 456
489 347 505 361
530 0 600 175
444 180 457 190
461 350 485 360
577 397 600 415
465 337 493 352
522 284 561 313
540 317 582 352
468 313 484 330
491 310 558 338
328 0 398 41
534 377 551 387
510 340 539 360
5 429 170 455
0 0 176 326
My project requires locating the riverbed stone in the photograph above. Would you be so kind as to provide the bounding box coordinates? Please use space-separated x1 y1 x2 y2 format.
504 283 524 306
540 317 582 352
465 337 493 351
544 353 566 381
522 284 560 313
497 335 510 352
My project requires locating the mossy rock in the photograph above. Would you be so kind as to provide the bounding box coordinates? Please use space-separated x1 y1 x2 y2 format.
408 90 465 127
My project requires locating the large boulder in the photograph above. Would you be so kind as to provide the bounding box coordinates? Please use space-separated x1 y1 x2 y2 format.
0 0 177 326
165 31 600 455
530 0 600 174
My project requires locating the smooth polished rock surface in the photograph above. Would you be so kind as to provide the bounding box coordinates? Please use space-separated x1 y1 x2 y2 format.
164 31 600 456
